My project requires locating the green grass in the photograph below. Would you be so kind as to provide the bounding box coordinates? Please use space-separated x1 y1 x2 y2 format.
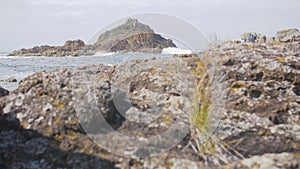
188 57 244 165
191 70 217 155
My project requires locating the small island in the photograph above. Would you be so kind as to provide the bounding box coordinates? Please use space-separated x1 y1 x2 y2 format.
8 18 176 57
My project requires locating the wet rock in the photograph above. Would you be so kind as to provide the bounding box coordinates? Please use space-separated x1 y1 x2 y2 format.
1 77 17 82
275 28 300 42
0 87 9 97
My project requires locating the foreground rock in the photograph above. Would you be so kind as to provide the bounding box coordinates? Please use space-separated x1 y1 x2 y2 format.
0 101 117 169
222 153 300 169
205 40 300 159
1 31 300 168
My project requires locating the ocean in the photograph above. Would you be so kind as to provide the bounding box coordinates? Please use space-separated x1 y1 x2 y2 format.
0 52 174 91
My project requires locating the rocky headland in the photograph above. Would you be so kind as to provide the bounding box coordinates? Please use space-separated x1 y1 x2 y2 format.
8 19 176 57
1 28 300 169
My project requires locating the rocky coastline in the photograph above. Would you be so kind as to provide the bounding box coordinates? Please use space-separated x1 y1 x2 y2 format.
1 28 300 168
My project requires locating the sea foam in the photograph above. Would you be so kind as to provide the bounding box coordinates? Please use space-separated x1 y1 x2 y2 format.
162 47 192 55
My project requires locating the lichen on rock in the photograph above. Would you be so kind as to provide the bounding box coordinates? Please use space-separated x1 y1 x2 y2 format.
1 29 300 168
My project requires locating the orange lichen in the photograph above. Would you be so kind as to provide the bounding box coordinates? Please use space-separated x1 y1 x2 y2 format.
163 119 171 125
274 57 285 62
149 68 156 74
231 81 246 92
20 121 28 127
52 100 60 106
53 100 64 108
57 104 65 109
54 118 61 124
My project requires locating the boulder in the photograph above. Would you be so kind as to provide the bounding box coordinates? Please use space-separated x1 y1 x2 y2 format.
0 97 117 169
241 32 266 43
275 28 300 42
0 87 9 97
63 39 86 51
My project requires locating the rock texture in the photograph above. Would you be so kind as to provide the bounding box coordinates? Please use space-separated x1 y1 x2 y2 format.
110 33 176 52
0 100 117 169
1 30 300 168
8 19 176 56
205 40 300 159
222 153 300 169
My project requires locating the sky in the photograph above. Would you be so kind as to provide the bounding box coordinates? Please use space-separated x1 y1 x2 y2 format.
0 0 299 51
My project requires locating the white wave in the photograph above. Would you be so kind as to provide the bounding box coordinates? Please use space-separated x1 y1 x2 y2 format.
93 52 115 57
0 56 40 59
162 47 193 55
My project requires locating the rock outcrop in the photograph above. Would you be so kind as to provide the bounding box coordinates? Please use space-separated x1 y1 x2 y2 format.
93 18 176 53
8 19 176 56
93 18 155 51
241 32 266 43
2 30 300 168
8 40 94 57
275 28 300 42
241 28 300 44
109 33 176 52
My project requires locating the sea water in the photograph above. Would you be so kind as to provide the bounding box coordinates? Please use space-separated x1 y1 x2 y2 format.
0 52 174 91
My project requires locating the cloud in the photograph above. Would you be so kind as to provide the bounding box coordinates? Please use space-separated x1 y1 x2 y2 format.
54 11 84 17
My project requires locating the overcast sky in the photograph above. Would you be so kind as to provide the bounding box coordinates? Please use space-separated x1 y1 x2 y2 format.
0 0 299 51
